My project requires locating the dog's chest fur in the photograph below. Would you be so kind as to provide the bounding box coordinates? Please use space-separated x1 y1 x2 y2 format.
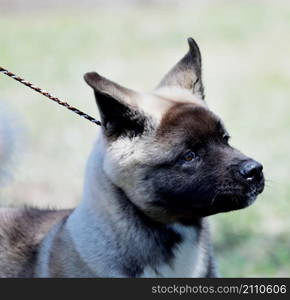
140 224 208 277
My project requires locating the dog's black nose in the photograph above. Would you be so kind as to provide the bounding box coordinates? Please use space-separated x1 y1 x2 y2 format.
239 160 263 182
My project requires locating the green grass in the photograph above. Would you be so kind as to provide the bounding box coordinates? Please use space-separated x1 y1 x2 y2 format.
0 0 289 277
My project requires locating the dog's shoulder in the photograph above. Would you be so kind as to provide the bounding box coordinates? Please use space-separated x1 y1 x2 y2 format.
0 207 72 277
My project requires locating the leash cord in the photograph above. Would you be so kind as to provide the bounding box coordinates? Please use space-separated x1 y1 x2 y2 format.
0 66 101 126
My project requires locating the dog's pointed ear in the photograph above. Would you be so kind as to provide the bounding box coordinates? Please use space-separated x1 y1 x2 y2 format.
156 38 204 100
84 72 146 138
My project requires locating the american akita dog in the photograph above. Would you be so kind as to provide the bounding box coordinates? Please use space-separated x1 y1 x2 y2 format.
0 38 264 277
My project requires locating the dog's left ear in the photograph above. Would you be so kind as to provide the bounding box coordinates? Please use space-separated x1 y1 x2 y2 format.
156 37 204 100
84 72 146 138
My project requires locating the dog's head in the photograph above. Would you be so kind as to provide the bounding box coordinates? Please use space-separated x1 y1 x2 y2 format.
84 38 264 224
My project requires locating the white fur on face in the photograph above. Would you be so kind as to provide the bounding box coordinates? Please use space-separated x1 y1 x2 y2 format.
103 135 156 206
133 88 206 124
152 87 206 107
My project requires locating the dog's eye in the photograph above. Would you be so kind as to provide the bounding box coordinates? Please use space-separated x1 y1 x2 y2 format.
183 151 197 162
222 133 230 142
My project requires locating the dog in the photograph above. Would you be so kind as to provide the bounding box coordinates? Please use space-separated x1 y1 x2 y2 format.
0 38 264 277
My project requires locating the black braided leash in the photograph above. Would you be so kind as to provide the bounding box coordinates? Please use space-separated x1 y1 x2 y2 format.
0 66 101 126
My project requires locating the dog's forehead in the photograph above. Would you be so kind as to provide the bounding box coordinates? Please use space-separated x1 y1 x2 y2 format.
136 87 206 122
156 103 222 140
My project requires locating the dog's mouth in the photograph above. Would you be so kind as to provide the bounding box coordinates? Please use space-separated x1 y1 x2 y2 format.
147 174 265 222
209 179 265 214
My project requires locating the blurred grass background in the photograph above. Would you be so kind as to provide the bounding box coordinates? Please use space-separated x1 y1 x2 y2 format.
0 0 289 277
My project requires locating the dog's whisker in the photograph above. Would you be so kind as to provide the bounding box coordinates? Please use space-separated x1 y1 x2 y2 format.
264 184 278 190
210 191 219 206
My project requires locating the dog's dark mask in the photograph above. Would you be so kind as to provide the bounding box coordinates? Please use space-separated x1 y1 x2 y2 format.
145 103 264 222
84 38 265 224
